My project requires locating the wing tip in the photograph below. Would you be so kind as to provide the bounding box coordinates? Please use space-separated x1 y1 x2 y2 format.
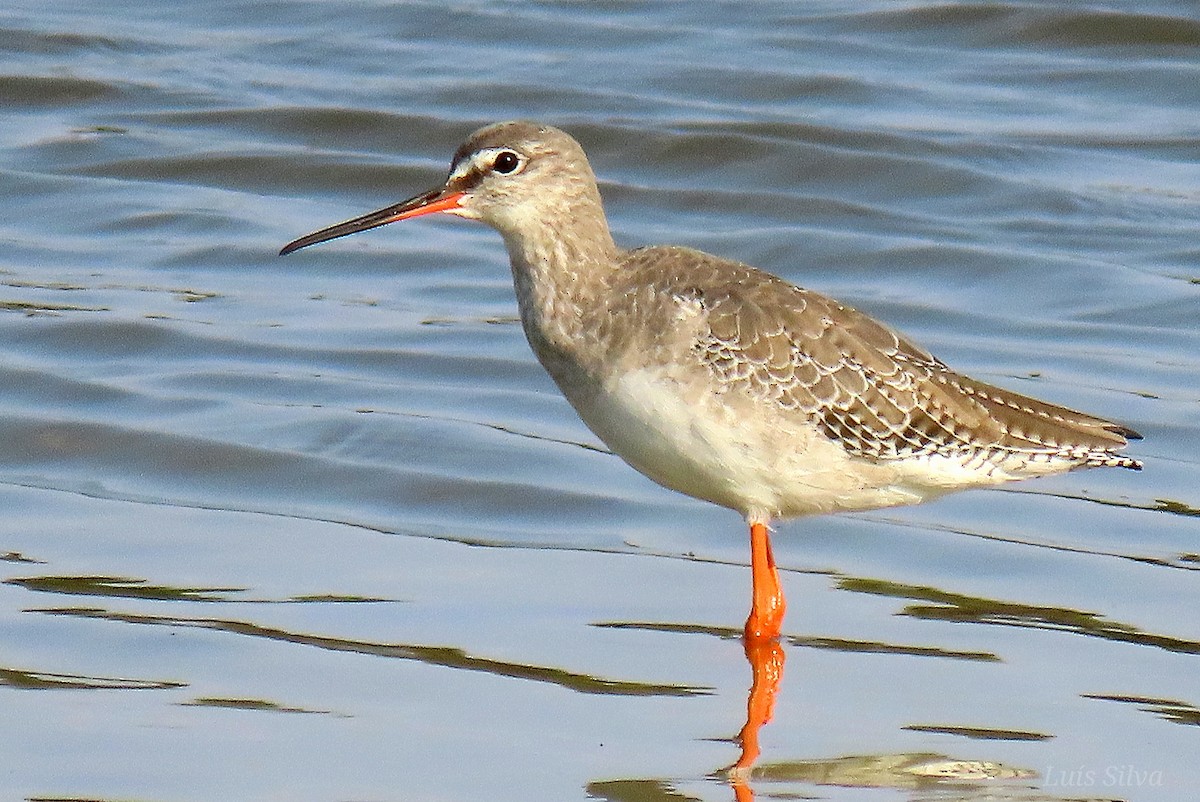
1106 423 1143 442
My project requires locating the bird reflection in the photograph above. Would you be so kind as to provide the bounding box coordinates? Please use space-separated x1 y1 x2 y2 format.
730 636 786 801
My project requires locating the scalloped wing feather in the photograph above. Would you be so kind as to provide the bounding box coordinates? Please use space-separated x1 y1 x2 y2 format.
616 246 1140 472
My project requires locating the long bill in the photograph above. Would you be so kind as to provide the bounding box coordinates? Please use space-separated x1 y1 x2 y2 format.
279 187 466 256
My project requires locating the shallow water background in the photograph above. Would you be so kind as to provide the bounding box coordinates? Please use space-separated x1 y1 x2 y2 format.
1 2 1198 800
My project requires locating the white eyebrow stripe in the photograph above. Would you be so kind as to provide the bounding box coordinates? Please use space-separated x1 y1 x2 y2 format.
449 147 530 184
449 148 505 183
448 159 476 183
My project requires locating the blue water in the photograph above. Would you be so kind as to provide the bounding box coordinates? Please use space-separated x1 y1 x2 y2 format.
1 2 1197 800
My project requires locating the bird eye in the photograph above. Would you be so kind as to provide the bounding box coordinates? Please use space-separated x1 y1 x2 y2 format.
491 150 522 175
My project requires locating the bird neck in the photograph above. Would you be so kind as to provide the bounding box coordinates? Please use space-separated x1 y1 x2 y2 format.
500 201 619 365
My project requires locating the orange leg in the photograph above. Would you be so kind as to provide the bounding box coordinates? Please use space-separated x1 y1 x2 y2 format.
732 523 788 792
743 521 786 642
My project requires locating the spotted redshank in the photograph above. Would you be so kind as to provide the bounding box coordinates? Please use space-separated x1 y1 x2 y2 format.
281 121 1142 643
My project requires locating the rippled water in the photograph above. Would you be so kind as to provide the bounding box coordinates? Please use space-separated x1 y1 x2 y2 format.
2 2 1198 801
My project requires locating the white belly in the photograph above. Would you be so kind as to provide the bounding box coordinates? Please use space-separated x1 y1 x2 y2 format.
565 367 935 521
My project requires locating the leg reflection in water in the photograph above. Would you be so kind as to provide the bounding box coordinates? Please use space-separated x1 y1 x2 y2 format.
729 636 786 801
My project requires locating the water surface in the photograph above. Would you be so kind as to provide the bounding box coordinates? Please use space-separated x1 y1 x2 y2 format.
1 2 1197 801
